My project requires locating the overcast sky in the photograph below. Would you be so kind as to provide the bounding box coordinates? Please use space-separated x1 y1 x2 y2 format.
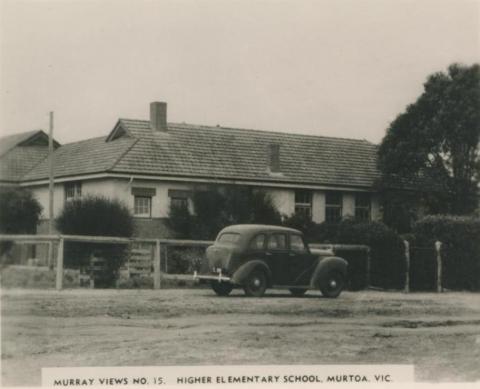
1 0 479 144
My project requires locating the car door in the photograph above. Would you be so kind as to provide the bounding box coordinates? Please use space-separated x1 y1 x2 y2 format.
265 232 290 285
287 233 315 285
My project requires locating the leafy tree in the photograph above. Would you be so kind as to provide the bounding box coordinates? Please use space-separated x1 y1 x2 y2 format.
0 187 42 234
168 186 282 239
378 63 480 227
56 196 134 287
0 187 42 262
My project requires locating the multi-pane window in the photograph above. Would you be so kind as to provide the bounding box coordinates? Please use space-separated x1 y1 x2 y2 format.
131 187 156 217
168 189 191 210
134 196 151 217
267 233 287 250
295 190 312 219
355 193 371 222
65 181 82 201
325 191 343 223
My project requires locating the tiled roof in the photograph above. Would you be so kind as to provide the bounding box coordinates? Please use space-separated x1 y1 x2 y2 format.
0 130 59 182
110 120 380 188
23 120 381 188
23 135 136 181
0 130 42 157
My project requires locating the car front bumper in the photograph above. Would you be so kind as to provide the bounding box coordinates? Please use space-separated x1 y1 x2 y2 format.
193 270 231 283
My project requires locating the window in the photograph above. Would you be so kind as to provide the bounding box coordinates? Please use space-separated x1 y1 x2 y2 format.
250 234 266 250
168 189 191 210
217 233 240 244
325 191 342 223
355 193 371 222
267 233 287 250
65 181 82 201
131 187 156 217
295 190 312 219
134 196 151 217
290 234 307 252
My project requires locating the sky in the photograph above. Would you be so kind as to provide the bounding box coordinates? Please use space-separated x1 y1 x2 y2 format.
1 0 479 144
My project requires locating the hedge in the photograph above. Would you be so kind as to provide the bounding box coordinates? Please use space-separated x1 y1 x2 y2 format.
307 218 405 289
413 215 480 291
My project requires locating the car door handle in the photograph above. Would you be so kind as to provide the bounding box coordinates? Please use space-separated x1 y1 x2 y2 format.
289 253 296 257
265 252 273 256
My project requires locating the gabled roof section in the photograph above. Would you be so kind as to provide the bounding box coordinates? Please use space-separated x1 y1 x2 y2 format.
105 120 133 142
0 130 59 157
23 135 137 181
0 130 61 183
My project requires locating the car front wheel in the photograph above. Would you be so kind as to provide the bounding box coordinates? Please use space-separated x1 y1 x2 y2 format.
211 281 233 296
320 271 345 298
243 269 267 297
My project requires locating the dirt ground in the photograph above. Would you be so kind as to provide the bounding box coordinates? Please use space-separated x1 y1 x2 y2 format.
1 287 480 386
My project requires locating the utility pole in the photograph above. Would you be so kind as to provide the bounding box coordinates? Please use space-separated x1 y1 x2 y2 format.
48 111 54 234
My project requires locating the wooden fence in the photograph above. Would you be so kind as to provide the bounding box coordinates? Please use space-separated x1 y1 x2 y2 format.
0 234 446 293
0 234 212 291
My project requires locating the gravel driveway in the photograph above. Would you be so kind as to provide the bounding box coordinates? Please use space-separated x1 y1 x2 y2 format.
1 288 480 385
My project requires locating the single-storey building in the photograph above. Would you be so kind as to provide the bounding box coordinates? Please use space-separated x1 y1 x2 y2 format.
2 101 383 238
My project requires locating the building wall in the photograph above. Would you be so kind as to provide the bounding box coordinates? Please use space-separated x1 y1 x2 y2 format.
269 188 295 216
312 192 326 223
342 192 356 218
30 177 382 238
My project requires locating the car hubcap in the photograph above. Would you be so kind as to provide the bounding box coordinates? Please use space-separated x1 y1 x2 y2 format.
329 279 337 289
253 278 261 287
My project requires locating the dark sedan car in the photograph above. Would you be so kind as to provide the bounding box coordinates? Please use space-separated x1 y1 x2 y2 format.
193 224 348 298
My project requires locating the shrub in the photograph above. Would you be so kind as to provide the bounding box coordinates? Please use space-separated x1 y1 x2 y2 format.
309 218 405 289
413 215 480 290
282 212 317 239
0 188 42 264
117 275 153 289
56 196 134 287
166 247 205 275
168 186 282 240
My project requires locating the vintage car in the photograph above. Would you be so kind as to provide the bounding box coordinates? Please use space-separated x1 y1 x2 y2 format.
193 224 348 298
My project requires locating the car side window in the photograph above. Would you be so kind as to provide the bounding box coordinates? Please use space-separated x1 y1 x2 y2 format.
250 234 266 250
290 234 307 252
267 233 287 250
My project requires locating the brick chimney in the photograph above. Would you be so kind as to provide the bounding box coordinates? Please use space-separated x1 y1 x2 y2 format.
268 143 280 172
150 101 167 131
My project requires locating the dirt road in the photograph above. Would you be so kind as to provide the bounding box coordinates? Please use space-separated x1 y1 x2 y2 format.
1 288 480 385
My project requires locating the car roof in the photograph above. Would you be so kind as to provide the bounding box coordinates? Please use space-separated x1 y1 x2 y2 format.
219 224 301 235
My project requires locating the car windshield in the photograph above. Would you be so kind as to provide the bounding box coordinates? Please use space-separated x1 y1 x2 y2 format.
217 232 241 245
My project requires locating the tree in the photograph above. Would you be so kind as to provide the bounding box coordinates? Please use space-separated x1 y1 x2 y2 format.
56 196 134 287
378 63 480 229
0 187 42 262
167 186 282 239
0 187 42 234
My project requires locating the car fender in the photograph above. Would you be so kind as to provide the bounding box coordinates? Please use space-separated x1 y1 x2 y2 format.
231 260 272 286
309 256 348 288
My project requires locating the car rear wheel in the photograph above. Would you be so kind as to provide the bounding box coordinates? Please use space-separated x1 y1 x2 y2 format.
211 281 233 296
289 288 307 297
320 271 345 298
243 269 267 297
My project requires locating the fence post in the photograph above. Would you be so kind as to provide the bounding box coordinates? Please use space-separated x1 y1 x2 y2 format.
435 240 443 293
47 241 53 269
153 239 161 290
56 237 64 291
403 240 410 293
365 246 371 288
